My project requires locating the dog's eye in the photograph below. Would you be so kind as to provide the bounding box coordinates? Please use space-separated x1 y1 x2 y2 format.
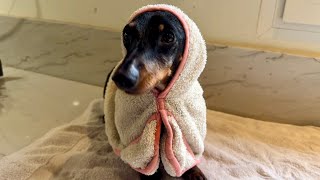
161 32 175 43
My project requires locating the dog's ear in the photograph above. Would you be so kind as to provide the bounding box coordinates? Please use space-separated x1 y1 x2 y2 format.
103 67 115 98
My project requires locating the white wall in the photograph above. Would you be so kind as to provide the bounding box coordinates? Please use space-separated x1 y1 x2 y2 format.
1 0 320 57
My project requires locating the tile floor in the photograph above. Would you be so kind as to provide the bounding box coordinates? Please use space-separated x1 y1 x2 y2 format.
0 67 102 157
1 16 320 125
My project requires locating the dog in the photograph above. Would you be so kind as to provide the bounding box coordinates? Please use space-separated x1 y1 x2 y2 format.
103 11 206 180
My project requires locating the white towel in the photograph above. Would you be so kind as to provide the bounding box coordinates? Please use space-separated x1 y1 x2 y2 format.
104 4 207 177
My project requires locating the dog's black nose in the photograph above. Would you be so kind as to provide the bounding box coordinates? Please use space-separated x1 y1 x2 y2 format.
112 71 138 90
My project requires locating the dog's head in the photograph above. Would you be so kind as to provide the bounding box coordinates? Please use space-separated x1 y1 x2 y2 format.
112 11 186 95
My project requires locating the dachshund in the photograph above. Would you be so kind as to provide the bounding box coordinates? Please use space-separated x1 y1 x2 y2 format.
103 11 206 180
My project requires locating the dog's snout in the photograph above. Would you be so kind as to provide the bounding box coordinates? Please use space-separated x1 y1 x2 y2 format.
112 73 136 89
112 65 139 90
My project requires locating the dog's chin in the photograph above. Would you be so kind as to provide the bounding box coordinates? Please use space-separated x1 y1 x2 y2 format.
124 89 145 95
116 80 166 95
120 86 153 95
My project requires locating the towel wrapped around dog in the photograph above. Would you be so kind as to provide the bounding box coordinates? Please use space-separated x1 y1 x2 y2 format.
104 4 207 177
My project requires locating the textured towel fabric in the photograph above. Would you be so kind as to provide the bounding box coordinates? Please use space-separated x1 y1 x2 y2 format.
104 4 207 177
1 99 320 180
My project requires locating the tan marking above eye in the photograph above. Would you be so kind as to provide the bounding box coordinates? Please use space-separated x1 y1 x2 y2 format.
159 24 164 31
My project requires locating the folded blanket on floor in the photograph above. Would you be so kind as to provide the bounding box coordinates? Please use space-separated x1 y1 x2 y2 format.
104 4 207 177
0 99 319 179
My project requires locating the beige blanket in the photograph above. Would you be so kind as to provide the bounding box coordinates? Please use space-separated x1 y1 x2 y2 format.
0 99 319 179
